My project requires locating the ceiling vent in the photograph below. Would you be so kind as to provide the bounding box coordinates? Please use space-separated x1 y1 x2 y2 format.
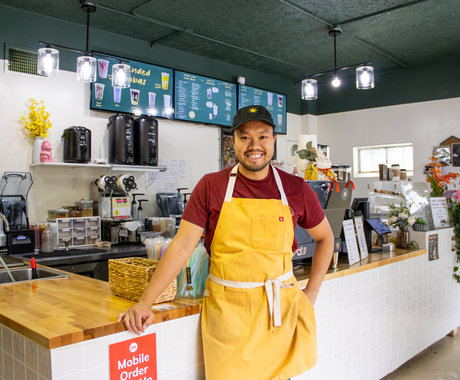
7 46 40 76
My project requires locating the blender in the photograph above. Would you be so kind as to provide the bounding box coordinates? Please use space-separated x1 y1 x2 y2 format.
0 172 35 254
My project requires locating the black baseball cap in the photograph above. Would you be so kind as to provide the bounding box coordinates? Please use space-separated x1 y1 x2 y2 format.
231 105 277 133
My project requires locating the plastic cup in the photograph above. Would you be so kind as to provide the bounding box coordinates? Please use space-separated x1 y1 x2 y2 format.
277 114 283 128
161 72 169 90
267 93 273 106
148 92 156 108
130 89 140 105
94 83 105 100
98 59 109 79
113 87 122 103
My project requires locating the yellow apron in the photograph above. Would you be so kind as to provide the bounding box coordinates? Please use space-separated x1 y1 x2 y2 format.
202 164 317 380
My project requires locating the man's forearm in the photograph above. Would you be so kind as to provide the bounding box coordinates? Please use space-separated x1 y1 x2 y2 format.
304 237 334 298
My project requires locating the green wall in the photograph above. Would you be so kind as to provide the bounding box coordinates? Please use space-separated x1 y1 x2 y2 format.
2 5 460 117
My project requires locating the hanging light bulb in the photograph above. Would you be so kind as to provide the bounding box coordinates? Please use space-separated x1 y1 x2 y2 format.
37 47 59 76
76 56 97 82
332 74 341 87
356 66 375 89
301 79 317 100
112 63 131 88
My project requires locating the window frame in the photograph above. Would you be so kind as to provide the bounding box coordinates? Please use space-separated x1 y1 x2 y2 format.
352 143 414 178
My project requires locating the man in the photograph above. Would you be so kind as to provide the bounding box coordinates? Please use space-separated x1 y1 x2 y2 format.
118 105 334 380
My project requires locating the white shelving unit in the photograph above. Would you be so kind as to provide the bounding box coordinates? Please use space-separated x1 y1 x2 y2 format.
29 162 166 188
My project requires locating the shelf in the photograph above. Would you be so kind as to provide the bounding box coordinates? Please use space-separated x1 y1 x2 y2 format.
29 162 166 172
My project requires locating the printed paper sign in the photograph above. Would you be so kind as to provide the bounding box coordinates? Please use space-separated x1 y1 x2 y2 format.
430 197 450 228
428 234 439 261
110 333 157 380
354 216 369 260
343 219 360 266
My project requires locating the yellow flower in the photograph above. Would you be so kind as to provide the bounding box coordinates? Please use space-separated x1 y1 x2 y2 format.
20 98 53 138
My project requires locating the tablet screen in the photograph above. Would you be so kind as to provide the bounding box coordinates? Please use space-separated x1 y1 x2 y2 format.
366 218 391 235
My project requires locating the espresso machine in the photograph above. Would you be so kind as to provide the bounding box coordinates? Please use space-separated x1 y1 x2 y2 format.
94 175 140 244
0 172 35 254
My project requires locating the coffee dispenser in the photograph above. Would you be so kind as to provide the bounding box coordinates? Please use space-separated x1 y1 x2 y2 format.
107 114 134 165
134 116 158 166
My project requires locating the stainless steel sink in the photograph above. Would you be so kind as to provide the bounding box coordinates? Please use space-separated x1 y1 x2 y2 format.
0 267 69 284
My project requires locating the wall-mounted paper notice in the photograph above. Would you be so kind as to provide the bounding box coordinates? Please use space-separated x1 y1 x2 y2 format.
354 216 369 260
343 219 361 266
430 197 450 228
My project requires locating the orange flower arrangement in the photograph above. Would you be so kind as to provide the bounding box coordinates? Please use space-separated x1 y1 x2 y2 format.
425 155 458 197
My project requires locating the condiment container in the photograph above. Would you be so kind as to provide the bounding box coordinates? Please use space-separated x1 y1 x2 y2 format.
41 224 54 253
76 200 94 217
56 209 69 218
391 164 400 181
400 169 407 180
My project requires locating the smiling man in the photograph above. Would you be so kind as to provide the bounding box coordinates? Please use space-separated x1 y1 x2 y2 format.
119 105 334 380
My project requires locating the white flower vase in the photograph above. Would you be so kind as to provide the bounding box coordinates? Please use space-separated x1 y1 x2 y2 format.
33 136 44 164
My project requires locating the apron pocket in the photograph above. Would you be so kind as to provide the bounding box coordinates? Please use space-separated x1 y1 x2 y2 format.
251 216 286 251
205 290 251 344
273 286 299 334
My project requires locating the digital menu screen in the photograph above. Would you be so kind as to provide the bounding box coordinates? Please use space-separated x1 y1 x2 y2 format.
90 54 174 119
174 71 237 127
238 85 287 134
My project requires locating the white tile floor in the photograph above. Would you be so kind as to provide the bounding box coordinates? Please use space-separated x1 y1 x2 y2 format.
382 333 460 380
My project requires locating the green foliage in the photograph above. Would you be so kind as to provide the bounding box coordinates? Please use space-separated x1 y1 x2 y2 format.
449 200 460 283
386 202 415 229
427 175 444 197
296 141 318 162
415 217 426 225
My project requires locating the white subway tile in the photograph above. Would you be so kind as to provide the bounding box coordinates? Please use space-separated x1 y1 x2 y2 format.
51 345 84 379
84 365 108 380
185 338 203 368
185 363 205 380
185 314 201 342
83 335 111 370
162 318 187 348
164 369 186 380
13 358 26 380
163 343 186 376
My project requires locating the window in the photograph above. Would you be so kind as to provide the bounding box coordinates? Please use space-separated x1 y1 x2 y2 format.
353 143 413 178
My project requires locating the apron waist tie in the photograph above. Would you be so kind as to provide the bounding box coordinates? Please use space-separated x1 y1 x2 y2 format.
207 271 296 331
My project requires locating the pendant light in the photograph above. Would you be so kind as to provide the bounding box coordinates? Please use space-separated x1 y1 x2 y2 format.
301 78 317 100
299 26 375 100
76 1 97 83
356 65 375 89
37 46 59 76
112 63 131 88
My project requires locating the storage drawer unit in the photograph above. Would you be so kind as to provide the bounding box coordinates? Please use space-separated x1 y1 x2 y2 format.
56 216 101 248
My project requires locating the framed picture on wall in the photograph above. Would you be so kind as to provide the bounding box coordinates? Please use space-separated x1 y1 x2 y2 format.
220 128 277 170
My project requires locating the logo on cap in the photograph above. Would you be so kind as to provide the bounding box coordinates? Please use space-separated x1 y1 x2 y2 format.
248 106 258 114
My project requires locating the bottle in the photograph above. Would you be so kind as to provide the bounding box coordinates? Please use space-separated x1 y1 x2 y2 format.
137 200 149 232
305 162 318 180
41 224 54 253
31 257 39 279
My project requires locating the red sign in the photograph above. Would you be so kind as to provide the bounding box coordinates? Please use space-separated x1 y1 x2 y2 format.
109 333 157 380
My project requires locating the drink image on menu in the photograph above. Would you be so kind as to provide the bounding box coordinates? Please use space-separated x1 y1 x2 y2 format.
161 72 169 90
225 99 231 111
209 113 213 120
213 104 218 116
277 114 283 128
277 95 283 108
164 94 171 109
113 86 122 103
207 88 212 99
130 89 140 105
148 92 156 108
98 59 109 79
267 93 273 106
95 83 105 100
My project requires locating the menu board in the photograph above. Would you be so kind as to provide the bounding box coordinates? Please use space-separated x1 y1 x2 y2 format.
238 85 287 134
90 54 174 119
174 71 237 127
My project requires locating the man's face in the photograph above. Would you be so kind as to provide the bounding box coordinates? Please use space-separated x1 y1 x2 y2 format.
232 120 276 178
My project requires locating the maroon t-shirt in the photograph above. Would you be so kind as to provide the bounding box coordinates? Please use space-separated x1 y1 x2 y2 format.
181 166 325 254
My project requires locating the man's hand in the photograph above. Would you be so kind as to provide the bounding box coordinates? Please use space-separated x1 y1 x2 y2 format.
117 302 155 336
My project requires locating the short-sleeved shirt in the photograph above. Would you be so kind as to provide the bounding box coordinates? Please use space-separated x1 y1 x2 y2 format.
181 165 325 254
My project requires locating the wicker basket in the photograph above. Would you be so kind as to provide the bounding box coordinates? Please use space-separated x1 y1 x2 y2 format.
109 257 176 303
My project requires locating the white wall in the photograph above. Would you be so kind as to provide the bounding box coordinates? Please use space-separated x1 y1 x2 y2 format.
314 98 460 197
0 61 302 222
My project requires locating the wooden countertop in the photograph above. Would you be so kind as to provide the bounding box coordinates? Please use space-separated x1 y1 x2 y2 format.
0 247 425 350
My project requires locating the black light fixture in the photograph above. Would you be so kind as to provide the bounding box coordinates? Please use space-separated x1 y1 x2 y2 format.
37 1 131 88
301 26 374 100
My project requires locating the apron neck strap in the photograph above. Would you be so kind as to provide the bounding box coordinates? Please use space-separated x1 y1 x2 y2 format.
224 164 288 206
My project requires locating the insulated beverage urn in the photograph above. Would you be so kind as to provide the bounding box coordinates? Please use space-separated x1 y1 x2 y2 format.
107 114 134 165
134 116 158 166
61 126 91 163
